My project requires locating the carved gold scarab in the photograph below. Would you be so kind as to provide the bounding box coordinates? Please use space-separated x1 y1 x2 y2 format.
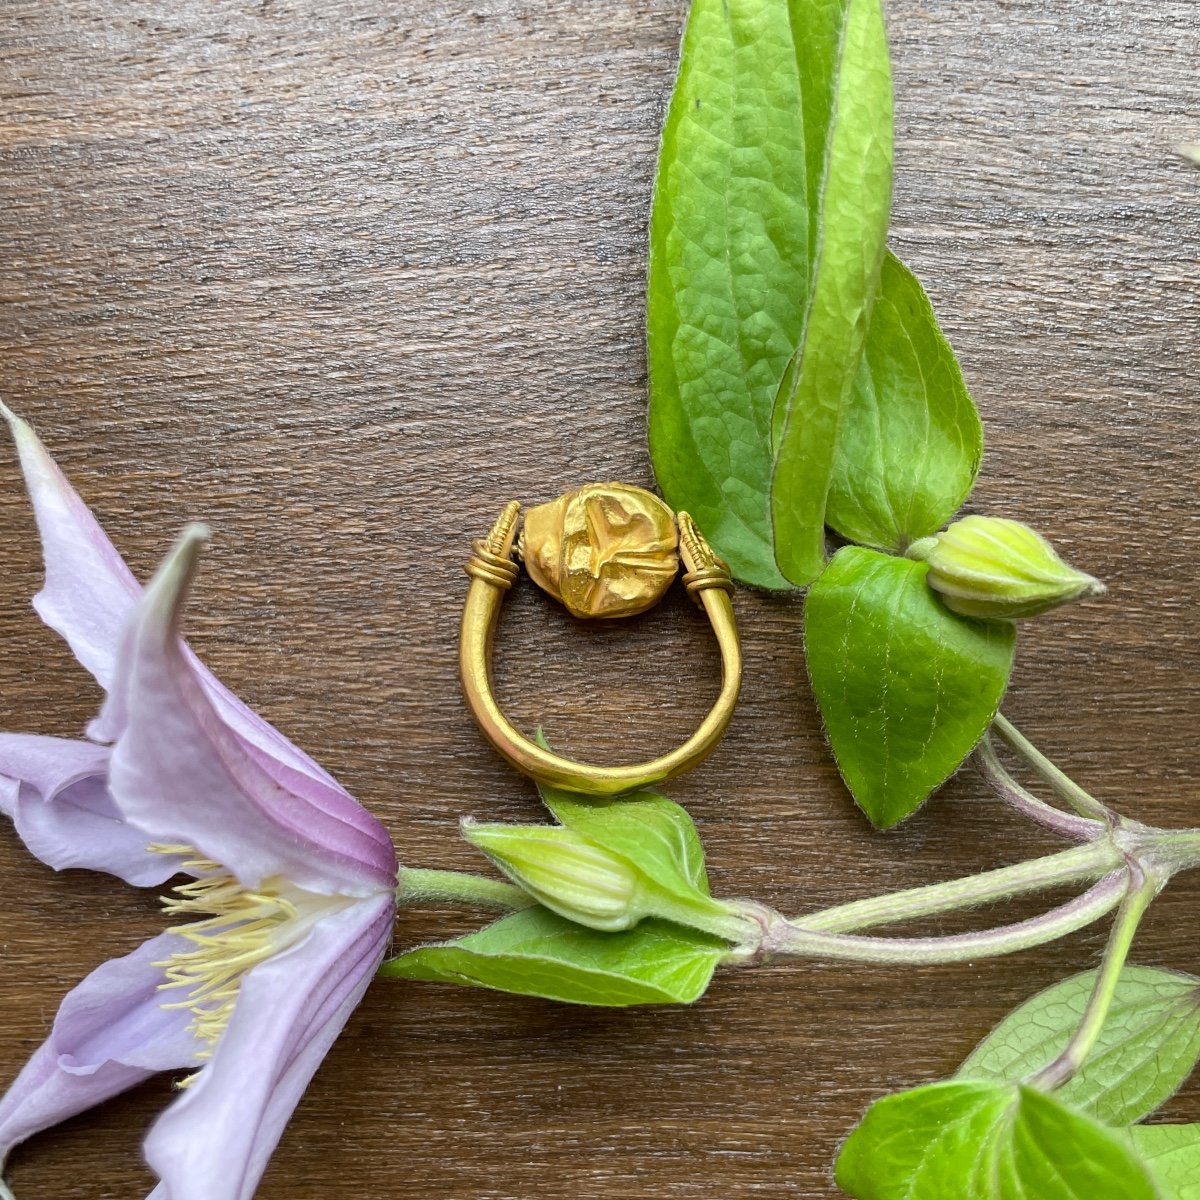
518 483 680 619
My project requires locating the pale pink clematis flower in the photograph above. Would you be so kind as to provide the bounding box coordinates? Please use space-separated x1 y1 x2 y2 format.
0 405 398 1200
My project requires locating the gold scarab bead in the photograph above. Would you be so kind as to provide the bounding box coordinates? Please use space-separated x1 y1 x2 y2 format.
518 482 680 619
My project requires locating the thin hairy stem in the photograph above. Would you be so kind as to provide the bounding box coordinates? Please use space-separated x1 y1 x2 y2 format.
796 841 1122 935
974 735 1105 841
1030 863 1159 1091
992 713 1113 824
1144 828 1200 876
396 868 534 911
757 871 1128 966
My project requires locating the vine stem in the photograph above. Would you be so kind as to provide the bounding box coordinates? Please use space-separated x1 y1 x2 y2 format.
1146 828 1200 876
974 735 1104 842
396 867 534 911
992 713 1113 824
1029 863 1159 1091
794 840 1122 935
755 870 1128 966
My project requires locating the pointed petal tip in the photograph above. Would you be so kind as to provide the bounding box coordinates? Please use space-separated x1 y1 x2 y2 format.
155 523 212 587
180 521 212 550
0 401 41 454
133 524 214 649
0 405 86 515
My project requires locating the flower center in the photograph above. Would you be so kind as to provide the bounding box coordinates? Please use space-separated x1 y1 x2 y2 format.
150 844 345 1061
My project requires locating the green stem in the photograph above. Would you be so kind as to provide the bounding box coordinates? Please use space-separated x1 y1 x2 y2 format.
796 841 1121 935
992 713 1113 824
396 868 534 911
975 735 1104 841
1143 828 1200 876
1029 864 1159 1091
758 871 1128 966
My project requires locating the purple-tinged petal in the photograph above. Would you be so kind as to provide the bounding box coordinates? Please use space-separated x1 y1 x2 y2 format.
194 661 352 797
0 409 377 809
144 894 393 1200
237 739 398 853
0 403 140 694
0 931 204 1165
104 527 397 896
0 734 182 885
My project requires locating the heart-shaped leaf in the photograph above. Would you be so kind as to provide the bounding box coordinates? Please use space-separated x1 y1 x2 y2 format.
647 0 893 588
827 252 983 552
958 965 1200 1126
835 1081 1162 1199
380 907 727 1006
804 546 1015 827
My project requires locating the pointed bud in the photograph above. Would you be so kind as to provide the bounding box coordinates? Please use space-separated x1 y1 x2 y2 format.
462 821 641 931
908 515 1105 620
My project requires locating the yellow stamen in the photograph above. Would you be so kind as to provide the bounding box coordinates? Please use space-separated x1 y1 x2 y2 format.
149 844 301 1062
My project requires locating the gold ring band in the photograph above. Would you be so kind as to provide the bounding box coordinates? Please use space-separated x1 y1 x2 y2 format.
458 485 742 796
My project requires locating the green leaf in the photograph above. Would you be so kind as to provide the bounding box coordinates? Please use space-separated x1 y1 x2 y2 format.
647 0 893 589
804 546 1015 827
535 729 710 895
826 252 983 552
525 747 748 937
1127 1126 1200 1200
537 780 710 897
835 1080 1162 1199
958 965 1200 1126
379 907 726 1006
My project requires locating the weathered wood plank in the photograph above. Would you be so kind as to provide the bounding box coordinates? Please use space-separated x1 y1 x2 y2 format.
0 2 1196 1196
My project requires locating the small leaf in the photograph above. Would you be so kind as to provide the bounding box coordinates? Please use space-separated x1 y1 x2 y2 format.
380 907 727 1006
1127 1126 1200 1200
804 546 1015 827
537 768 710 896
647 0 893 588
958 965 1200 1125
835 1080 1162 1199
826 252 982 552
527 750 746 938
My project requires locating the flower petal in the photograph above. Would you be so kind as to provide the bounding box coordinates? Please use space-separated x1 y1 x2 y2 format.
103 526 397 895
144 894 393 1200
0 931 203 1166
0 734 182 885
192 660 354 799
0 403 141 693
1 410 392 833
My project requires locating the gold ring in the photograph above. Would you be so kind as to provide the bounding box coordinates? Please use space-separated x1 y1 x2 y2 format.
459 483 742 796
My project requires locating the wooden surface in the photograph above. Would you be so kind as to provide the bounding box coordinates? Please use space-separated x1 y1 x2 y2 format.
1 1 1198 1196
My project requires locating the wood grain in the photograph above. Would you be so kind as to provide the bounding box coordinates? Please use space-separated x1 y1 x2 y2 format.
0 1 1197 1196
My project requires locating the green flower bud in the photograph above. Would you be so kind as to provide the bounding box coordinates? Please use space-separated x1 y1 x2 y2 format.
908 515 1105 620
462 820 641 931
